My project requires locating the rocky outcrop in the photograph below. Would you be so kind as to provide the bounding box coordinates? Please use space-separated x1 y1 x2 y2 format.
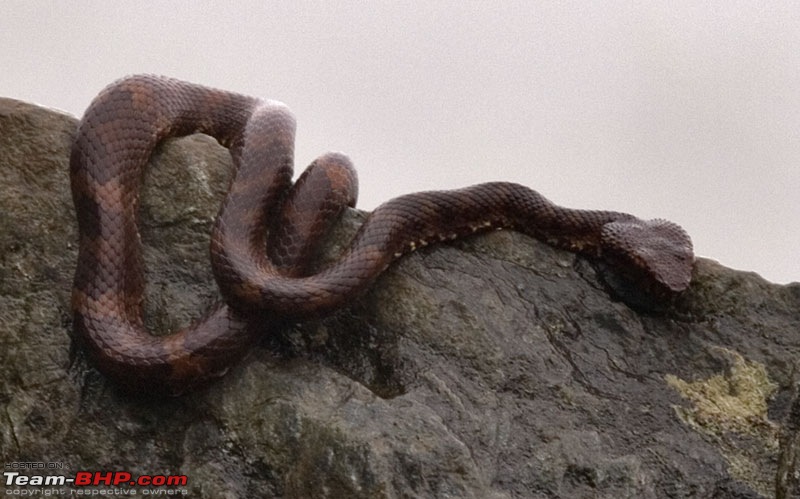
1 97 798 498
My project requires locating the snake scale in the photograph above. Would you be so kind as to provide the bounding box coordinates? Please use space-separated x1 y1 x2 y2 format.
70 75 694 394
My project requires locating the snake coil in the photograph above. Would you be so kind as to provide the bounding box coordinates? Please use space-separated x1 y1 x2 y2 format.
70 75 694 394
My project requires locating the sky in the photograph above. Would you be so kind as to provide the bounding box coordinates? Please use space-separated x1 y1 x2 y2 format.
2 1 798 284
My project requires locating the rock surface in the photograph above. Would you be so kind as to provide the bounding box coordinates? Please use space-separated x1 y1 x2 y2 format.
1 96 799 498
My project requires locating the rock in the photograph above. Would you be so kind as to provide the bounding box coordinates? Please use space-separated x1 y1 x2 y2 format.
1 96 798 498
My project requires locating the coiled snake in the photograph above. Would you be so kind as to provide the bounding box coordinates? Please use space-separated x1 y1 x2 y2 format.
70 75 694 394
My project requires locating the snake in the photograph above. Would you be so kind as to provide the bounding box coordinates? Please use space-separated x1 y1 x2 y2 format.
70 74 694 394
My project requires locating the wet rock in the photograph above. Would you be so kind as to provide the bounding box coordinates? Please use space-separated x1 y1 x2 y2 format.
1 97 798 498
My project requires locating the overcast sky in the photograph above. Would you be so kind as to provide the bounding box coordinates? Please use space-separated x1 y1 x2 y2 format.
2 1 798 284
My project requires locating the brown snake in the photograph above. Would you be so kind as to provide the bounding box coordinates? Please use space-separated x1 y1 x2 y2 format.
70 75 694 394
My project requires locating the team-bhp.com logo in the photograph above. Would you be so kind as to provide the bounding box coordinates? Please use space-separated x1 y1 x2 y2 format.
4 469 188 495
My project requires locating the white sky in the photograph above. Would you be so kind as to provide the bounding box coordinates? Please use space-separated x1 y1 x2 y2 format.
2 1 798 284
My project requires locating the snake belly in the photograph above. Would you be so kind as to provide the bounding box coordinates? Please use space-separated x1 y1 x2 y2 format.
70 75 694 394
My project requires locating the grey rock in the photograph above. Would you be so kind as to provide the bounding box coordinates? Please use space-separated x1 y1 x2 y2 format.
1 96 798 498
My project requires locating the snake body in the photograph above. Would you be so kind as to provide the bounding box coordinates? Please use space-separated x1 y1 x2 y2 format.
70 75 694 394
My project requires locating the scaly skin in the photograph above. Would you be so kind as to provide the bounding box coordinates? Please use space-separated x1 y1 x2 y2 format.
70 74 694 394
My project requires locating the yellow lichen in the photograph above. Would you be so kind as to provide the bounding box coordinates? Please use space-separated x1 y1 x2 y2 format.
666 347 779 496
666 348 777 436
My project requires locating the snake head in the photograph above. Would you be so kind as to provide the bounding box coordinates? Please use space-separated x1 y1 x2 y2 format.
599 218 694 298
